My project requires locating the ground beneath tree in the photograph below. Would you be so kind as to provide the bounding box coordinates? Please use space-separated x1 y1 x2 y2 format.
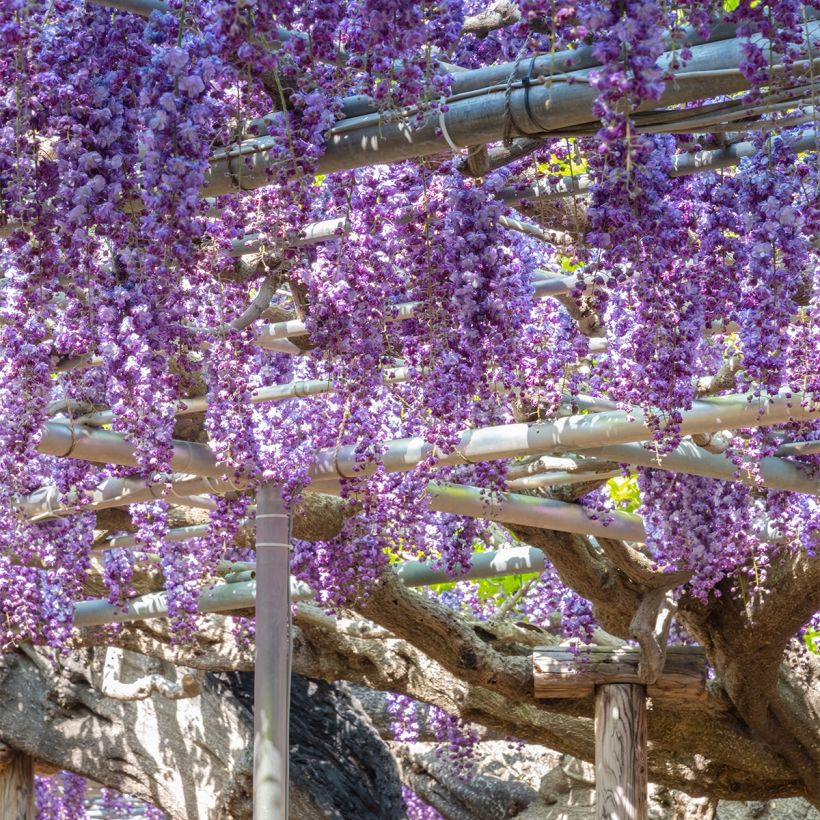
416 738 820 820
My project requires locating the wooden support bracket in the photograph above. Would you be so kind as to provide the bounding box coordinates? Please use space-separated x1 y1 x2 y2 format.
533 646 706 820
533 645 707 702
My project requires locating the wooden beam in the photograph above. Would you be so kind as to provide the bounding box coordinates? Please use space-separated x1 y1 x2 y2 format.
595 683 648 820
0 747 35 820
533 646 706 701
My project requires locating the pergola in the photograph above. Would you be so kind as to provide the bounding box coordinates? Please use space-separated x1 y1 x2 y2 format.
2 2 818 818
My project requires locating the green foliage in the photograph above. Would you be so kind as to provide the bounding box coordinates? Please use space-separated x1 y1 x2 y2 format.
559 255 583 273
607 474 641 512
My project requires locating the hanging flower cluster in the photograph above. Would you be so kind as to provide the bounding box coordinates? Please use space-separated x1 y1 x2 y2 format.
0 0 815 657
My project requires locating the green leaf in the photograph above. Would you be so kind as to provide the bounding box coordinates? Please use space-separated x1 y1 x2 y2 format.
607 475 641 513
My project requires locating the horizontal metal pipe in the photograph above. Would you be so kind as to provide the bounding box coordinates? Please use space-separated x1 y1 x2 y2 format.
427 483 647 542
19 473 242 521
21 392 820 521
76 382 617 434
254 270 580 345
77 367 415 427
36 422 226 477
72 480 790 627
308 392 820 482
72 546 549 627
208 32 802 195
0 79 817 240
500 128 817 203
73 577 310 627
183 29 820 216
582 442 820 495
88 0 166 14
86 0 342 66
775 439 820 457
507 469 624 490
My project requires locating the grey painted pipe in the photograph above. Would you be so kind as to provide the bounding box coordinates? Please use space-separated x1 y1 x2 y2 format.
1 53 816 240
582 441 820 495
253 483 291 820
22 392 820 521
776 439 820 457
206 31 789 194
254 271 579 346
72 546 550 628
19 472 240 520
395 545 546 587
73 577 281 626
427 483 646 542
307 392 820 482
500 129 817 203
37 421 224 477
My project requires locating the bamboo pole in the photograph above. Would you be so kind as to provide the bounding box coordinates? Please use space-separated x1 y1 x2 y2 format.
253 483 291 820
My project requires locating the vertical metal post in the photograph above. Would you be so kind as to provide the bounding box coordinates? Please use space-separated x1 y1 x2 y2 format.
253 483 291 820
594 683 648 820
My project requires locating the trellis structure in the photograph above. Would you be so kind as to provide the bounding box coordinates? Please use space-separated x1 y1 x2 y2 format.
1 1 819 818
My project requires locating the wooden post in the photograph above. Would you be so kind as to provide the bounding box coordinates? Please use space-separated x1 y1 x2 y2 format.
595 684 648 820
533 647 708 820
0 746 35 820
253 484 292 820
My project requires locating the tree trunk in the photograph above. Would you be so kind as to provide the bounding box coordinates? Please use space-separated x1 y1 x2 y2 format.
216 671 407 820
0 648 405 819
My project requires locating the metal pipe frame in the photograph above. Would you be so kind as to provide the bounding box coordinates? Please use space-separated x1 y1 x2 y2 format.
253 483 291 820
2 31 815 241
73 545 550 627
307 392 820 482
202 26 820 194
580 441 820 495
22 391 820 523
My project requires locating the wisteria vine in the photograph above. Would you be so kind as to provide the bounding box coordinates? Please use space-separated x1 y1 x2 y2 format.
0 0 815 691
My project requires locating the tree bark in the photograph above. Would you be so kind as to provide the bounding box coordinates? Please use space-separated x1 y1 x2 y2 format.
77 606 806 802
678 549 820 806
0 648 404 819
